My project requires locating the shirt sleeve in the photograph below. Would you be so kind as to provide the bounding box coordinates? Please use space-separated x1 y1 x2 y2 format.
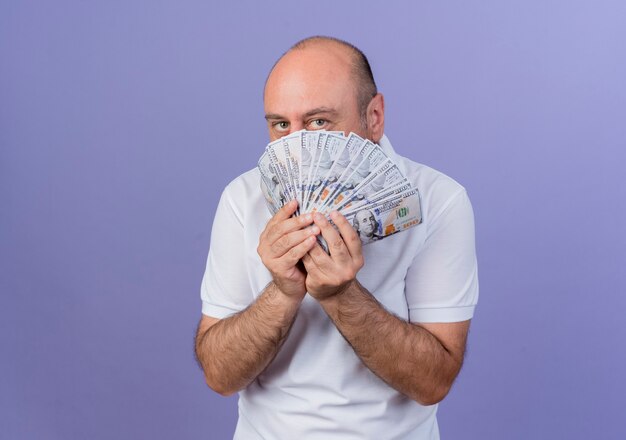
200 186 254 319
405 189 479 323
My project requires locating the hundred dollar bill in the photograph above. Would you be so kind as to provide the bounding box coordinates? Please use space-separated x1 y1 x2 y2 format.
304 132 340 211
305 132 346 212
260 178 279 215
329 159 406 213
299 130 319 212
318 141 390 213
338 179 413 215
282 131 303 214
302 132 328 211
343 188 422 244
315 138 375 213
341 180 412 218
266 137 296 206
258 149 284 212
309 132 365 211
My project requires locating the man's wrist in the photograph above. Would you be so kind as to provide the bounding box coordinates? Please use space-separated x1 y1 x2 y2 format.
316 278 359 307
266 281 305 310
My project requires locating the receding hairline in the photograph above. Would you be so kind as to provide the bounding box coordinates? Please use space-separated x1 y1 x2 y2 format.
289 36 362 58
264 36 378 119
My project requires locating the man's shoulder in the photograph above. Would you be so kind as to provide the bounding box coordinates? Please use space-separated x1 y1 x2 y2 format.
385 152 470 233
216 168 268 224
380 135 467 206
221 168 263 201
397 154 467 207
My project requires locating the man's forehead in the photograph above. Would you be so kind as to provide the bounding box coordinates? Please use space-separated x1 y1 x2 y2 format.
264 44 356 104
267 40 354 82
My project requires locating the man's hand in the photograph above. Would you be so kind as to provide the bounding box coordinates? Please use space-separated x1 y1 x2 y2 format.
302 211 364 301
257 200 320 299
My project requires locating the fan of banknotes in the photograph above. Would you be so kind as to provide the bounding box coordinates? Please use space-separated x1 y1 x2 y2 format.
257 130 422 245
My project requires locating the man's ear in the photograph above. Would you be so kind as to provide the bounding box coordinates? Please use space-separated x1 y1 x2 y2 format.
366 93 385 143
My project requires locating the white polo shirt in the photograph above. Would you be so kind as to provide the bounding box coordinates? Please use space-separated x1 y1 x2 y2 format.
200 135 479 439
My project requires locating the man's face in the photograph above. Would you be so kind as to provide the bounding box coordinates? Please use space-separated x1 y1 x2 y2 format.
356 210 377 237
264 43 366 142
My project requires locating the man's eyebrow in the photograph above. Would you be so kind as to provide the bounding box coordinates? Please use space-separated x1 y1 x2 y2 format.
302 107 339 118
264 107 339 121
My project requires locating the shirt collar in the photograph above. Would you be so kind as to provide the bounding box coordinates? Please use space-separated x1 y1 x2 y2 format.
378 133 397 158
377 133 411 177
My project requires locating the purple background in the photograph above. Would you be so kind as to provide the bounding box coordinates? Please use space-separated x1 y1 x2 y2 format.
2 1 625 439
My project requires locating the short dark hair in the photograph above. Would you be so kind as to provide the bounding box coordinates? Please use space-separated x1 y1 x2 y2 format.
276 36 378 127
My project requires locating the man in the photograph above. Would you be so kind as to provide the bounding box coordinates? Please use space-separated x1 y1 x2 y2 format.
195 36 478 439
352 209 383 242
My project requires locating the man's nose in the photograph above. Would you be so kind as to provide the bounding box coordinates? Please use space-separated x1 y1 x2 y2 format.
288 122 305 134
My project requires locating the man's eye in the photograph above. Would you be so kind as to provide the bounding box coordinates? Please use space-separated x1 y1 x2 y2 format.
309 119 327 129
274 121 289 131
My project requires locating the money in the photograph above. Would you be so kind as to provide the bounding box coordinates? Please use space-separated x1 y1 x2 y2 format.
282 133 302 214
305 132 346 212
338 179 413 215
321 143 392 213
258 150 284 212
343 188 422 244
333 161 408 213
258 130 422 245
308 133 366 211
266 138 295 204
299 131 318 201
